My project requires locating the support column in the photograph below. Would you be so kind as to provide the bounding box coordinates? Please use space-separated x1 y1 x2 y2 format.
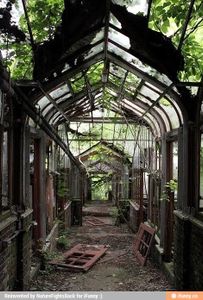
71 165 82 226
174 121 200 289
160 134 167 248
33 133 47 242
12 104 33 290
177 122 200 212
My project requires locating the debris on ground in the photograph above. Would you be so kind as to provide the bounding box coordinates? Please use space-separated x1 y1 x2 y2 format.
49 244 108 272
30 202 173 291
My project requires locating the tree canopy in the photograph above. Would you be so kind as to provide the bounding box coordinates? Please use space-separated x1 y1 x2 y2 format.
1 0 203 83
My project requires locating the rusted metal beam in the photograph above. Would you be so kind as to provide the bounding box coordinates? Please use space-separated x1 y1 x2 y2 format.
83 72 94 124
14 86 82 169
69 138 152 142
30 52 104 102
106 52 183 113
33 138 41 241
162 140 173 261
68 117 140 124
43 83 103 123
177 81 203 87
102 0 110 83
107 81 163 134
140 83 174 119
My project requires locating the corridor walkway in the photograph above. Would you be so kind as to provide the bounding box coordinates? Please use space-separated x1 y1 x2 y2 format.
30 201 172 291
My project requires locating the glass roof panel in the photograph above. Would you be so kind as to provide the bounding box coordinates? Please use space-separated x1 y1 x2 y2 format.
139 85 160 100
110 12 121 28
168 96 183 125
171 98 183 125
109 74 122 88
127 0 148 15
109 27 130 49
85 42 104 60
49 111 62 124
37 96 50 110
42 103 55 117
144 82 162 94
55 92 72 104
152 105 171 132
106 86 163 133
122 99 161 136
124 72 142 95
136 93 152 106
49 84 69 99
90 28 105 44
159 98 180 129
108 41 157 75
109 62 127 79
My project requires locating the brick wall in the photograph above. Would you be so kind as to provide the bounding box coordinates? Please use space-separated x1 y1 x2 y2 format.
0 215 17 290
174 211 191 290
18 209 33 290
189 217 203 290
0 209 33 291
174 211 203 290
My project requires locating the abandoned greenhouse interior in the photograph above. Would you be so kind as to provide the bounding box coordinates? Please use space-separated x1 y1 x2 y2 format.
0 0 203 292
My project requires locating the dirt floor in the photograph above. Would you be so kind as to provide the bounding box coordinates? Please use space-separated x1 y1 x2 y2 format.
30 202 173 291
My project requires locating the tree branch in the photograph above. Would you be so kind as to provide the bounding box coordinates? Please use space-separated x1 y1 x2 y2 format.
184 18 203 41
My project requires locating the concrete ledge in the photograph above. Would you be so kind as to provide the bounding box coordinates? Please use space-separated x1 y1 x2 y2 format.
174 210 189 221
43 222 59 252
163 262 175 286
189 216 203 230
174 210 203 229
0 215 17 232
150 241 164 267
21 208 33 219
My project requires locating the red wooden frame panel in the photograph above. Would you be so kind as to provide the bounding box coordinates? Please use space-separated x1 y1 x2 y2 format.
133 223 155 266
50 244 107 271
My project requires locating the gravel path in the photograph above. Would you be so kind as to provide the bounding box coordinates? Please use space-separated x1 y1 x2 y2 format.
30 214 172 291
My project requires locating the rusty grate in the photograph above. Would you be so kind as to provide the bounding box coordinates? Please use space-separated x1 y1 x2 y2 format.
133 223 155 266
50 244 107 271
